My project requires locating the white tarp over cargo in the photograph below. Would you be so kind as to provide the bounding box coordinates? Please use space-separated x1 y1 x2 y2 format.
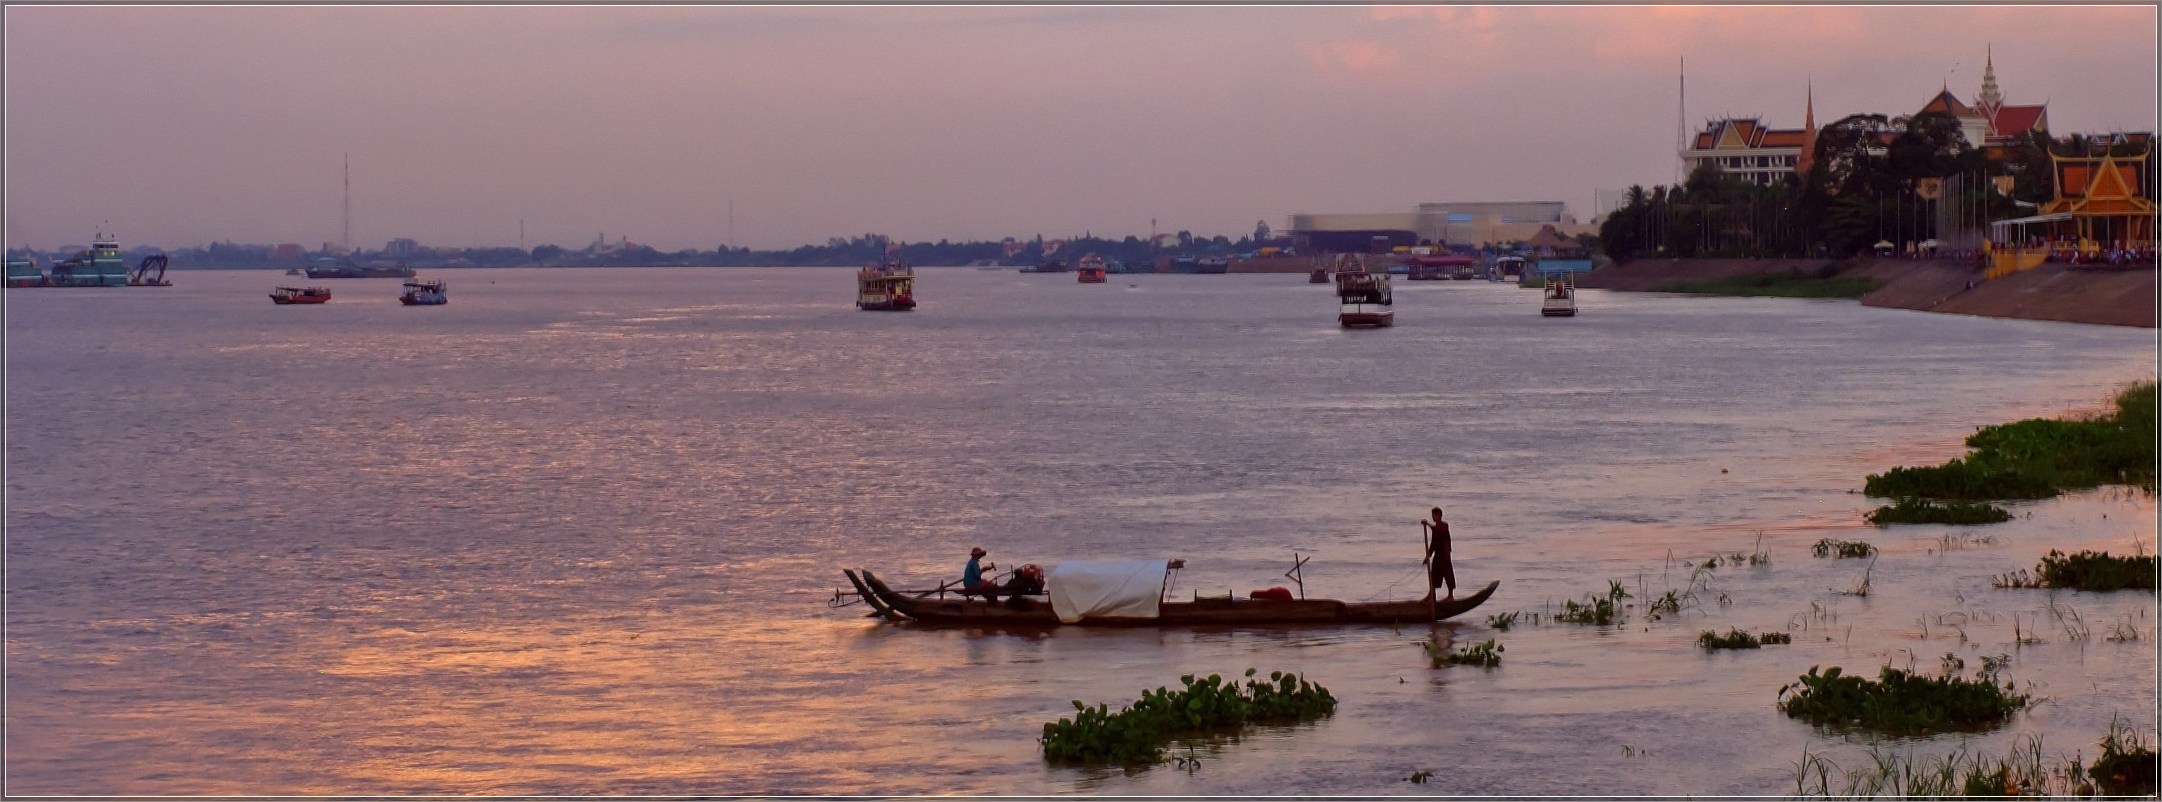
1047 559 1169 623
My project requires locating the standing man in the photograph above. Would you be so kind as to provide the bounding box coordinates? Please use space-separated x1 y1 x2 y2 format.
1422 507 1455 603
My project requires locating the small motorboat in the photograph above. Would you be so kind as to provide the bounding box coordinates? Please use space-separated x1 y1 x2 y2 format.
399 279 447 305
269 286 332 305
1541 271 1577 317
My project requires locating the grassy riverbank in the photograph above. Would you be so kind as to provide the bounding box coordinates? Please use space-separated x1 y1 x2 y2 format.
1651 273 1885 298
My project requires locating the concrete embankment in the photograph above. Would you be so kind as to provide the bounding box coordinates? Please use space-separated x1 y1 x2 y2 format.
1579 257 2156 328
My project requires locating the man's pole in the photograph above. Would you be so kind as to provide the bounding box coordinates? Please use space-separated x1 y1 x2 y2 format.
1421 521 1436 622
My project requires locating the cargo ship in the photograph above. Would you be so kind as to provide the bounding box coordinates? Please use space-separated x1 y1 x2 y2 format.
305 257 416 279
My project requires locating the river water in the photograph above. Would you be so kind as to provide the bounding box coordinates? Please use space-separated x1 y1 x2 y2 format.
5 267 2155 795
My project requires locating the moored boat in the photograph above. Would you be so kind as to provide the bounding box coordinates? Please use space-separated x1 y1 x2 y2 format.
857 259 916 311
1309 266 1329 284
1076 254 1108 283
843 563 1496 627
399 279 447 305
270 285 332 304
305 257 415 279
1333 254 1393 328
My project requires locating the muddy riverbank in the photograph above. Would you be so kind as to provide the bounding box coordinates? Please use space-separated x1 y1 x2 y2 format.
1580 258 2156 328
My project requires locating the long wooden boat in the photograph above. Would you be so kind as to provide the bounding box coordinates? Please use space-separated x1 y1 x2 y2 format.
848 569 1496 627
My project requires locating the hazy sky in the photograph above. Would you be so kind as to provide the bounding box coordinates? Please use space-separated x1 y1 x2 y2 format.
5 4 2155 251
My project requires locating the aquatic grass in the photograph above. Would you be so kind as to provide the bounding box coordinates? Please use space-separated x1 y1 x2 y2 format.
1993 550 2157 592
1865 382 2158 502
1039 669 1337 764
1776 664 2030 736
1812 539 1879 559
2090 715 2158 796
1485 611 1520 631
1424 638 1503 668
1698 628 1792 650
1793 735 2093 798
1864 498 2013 526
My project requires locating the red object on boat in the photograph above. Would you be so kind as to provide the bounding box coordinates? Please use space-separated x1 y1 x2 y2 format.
1249 587 1295 601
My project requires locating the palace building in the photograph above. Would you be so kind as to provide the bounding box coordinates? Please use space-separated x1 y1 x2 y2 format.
1680 51 2050 183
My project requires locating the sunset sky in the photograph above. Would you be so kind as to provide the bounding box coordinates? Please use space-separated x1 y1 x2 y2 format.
5 4 2155 251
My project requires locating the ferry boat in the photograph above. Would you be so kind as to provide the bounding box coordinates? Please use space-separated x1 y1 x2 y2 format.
399 279 447 305
1019 258 1068 274
1540 270 1577 317
856 259 916 311
270 286 333 305
1407 253 1474 280
1076 254 1107 283
1194 256 1231 274
1333 254 1393 328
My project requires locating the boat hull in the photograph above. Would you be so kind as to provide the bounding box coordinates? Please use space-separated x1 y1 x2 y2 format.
855 570 1496 627
1340 310 1394 328
1542 307 1576 317
857 299 916 311
400 296 447 306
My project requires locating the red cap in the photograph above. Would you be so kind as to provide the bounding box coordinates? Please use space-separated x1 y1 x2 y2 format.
970 547 987 558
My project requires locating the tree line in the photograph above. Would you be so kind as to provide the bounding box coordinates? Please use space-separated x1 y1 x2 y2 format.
1598 112 2156 261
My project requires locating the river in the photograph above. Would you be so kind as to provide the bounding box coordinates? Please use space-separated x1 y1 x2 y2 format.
5 266 2154 795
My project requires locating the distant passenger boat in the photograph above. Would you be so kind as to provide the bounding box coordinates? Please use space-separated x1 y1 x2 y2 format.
306 257 415 279
270 286 332 305
399 279 447 306
1334 254 1393 328
1194 256 1230 274
1496 255 1529 280
857 259 916 311
1076 254 1108 283
1019 259 1068 274
1408 254 1473 280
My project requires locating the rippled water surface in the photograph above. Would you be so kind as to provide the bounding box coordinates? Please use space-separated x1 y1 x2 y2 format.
6 267 2156 795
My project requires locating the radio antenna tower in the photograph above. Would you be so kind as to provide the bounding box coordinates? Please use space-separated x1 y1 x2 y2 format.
342 153 351 251
1676 57 1686 184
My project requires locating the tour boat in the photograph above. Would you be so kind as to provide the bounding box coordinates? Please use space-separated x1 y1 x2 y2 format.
270 286 332 305
1541 271 1577 317
856 259 916 311
1496 255 1529 280
399 279 447 305
840 563 1496 628
1076 254 1108 283
1333 254 1394 328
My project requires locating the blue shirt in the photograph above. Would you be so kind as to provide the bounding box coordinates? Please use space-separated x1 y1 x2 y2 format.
964 557 984 587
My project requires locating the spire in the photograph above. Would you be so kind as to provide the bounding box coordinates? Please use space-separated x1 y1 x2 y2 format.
1977 44 2003 108
1797 79 1818 177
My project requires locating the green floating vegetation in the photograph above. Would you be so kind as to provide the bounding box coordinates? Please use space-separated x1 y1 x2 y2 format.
1811 538 1879 558
1778 665 2029 736
1864 497 2013 526
1698 628 1792 650
1650 273 1884 298
1039 670 1336 764
1994 549 2157 592
1554 581 1630 625
1865 382 2158 502
1425 638 1503 668
1485 611 1520 631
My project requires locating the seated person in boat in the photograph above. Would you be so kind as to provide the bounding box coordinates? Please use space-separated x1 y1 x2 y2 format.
961 546 1016 600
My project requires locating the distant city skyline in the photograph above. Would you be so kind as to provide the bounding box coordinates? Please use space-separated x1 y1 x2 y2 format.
5 4 2155 251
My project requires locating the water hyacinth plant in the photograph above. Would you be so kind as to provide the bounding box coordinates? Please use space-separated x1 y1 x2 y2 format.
1810 538 1878 558
1864 381 2157 501
1994 549 2158 592
1863 498 2013 526
1039 669 1337 764
1424 638 1503 668
1776 664 2030 736
1698 628 1792 650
